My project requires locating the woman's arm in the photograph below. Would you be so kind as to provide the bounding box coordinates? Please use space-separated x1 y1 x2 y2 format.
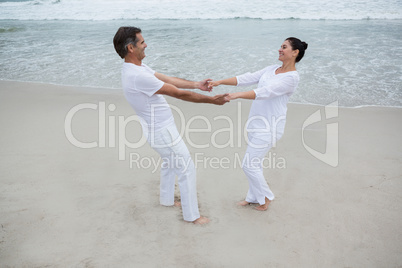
208 78 255 100
228 90 256 100
227 74 297 101
208 77 238 89
209 66 271 90
253 75 298 100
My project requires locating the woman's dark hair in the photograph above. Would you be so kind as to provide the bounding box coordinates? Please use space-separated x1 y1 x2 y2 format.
113 26 142 59
286 37 308 63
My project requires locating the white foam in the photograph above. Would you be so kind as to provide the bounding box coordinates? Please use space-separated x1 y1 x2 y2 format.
0 0 401 20
0 9 401 107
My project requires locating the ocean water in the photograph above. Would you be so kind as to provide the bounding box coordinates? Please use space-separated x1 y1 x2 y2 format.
0 0 401 107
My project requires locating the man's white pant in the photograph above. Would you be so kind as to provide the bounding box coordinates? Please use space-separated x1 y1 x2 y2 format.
148 124 200 222
242 133 277 205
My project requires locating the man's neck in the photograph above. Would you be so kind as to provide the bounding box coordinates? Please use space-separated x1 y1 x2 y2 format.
124 56 142 66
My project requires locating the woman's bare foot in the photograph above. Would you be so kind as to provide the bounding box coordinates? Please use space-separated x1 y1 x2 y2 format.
255 197 271 211
174 200 181 207
192 216 210 225
237 200 250 206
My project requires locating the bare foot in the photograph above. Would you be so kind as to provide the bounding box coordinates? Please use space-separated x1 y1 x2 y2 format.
174 200 181 207
192 216 210 225
237 200 250 206
255 197 271 211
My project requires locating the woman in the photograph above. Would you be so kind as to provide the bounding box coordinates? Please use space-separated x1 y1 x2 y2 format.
209 37 308 211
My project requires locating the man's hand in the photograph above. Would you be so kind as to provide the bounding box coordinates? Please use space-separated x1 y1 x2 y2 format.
197 78 212 92
211 93 230 105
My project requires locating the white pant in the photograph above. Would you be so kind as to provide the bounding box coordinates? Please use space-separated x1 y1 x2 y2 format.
148 124 200 222
242 133 279 205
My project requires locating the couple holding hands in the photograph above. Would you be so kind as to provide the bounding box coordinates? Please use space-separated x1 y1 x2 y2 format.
113 26 307 225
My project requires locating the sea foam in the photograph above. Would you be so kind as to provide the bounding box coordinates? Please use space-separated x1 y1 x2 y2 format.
0 0 401 21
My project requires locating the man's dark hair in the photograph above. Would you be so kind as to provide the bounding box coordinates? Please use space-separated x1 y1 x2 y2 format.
113 27 142 59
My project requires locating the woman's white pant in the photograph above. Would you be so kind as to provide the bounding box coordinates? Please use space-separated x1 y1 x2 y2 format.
242 134 277 205
149 124 200 222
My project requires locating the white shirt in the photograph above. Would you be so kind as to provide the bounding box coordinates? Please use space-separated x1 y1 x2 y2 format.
236 65 299 137
121 62 175 135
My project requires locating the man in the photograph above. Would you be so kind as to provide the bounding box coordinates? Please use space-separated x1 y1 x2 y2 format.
113 26 228 224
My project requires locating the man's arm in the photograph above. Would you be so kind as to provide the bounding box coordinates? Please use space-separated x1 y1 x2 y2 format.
156 83 228 105
155 72 211 92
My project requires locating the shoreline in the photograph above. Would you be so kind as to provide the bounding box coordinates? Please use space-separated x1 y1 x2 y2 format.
1 80 402 267
1 79 401 109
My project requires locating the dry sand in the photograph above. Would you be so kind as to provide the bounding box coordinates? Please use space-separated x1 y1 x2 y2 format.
1 81 401 267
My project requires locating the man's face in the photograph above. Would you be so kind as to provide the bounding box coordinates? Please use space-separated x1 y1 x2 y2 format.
132 33 147 60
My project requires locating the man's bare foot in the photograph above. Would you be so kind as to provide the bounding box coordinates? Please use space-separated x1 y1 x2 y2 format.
237 200 250 206
192 216 210 225
174 200 181 207
255 197 271 211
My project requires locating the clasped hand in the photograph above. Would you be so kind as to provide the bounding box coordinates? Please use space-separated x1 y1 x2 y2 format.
197 78 233 105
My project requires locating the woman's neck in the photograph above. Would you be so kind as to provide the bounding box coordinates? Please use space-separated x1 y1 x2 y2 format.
279 61 296 72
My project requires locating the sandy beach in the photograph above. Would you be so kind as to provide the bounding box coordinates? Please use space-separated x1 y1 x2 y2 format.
1 80 401 267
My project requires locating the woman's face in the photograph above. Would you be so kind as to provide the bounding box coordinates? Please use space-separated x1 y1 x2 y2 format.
278 40 298 62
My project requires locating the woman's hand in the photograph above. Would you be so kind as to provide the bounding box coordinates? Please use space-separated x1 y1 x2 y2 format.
208 80 221 90
227 93 237 101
